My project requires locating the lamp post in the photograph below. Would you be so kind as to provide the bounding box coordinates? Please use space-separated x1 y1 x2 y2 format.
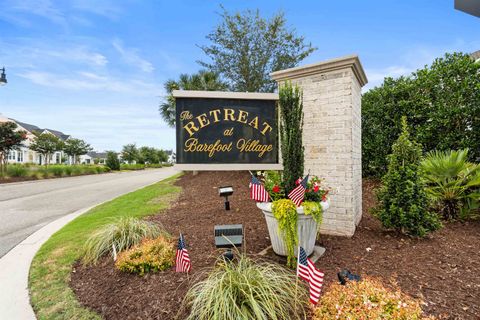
0 67 7 86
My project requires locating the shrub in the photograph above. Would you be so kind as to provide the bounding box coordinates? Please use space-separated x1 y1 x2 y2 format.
279 82 304 194
313 277 433 320
6 164 28 177
362 52 480 177
48 165 65 177
105 151 120 171
115 236 175 276
185 254 307 320
421 149 480 220
120 163 145 170
374 117 441 237
82 217 164 264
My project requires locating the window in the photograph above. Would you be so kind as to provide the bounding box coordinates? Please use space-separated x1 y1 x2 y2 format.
56 153 61 164
8 151 16 161
17 151 23 162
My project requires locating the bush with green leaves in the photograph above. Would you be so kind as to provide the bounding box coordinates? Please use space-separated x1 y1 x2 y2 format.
115 236 175 276
82 217 164 264
421 149 480 220
105 151 120 171
185 254 307 320
362 52 480 177
373 117 441 237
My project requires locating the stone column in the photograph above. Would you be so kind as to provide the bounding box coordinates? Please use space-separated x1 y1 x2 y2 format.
271 55 368 236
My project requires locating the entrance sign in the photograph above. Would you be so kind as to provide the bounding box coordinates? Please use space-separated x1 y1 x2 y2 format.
173 90 280 170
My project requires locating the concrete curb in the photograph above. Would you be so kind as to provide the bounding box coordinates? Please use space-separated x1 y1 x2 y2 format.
0 170 180 320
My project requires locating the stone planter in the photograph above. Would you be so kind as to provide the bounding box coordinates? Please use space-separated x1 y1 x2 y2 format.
257 201 329 256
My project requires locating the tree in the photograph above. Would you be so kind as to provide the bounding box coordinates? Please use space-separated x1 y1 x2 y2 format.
198 6 316 93
159 70 228 127
374 117 441 237
0 122 27 174
63 138 92 164
30 133 63 166
105 151 120 170
362 52 480 177
121 143 139 163
156 149 168 163
138 146 159 164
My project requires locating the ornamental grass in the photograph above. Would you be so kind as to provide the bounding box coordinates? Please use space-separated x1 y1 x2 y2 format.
185 254 308 320
82 217 164 264
313 276 434 320
115 236 175 276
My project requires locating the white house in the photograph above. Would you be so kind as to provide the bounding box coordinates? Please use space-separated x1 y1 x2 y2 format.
0 114 89 165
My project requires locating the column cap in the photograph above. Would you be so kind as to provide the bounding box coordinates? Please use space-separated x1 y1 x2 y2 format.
270 54 368 87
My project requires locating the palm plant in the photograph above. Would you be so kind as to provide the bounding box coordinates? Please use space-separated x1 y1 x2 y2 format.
421 149 480 219
159 70 228 127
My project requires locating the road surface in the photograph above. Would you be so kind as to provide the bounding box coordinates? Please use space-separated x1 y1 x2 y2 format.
0 167 179 257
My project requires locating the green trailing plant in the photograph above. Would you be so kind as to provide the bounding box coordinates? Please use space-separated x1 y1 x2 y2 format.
82 217 164 264
302 201 323 225
115 236 175 276
272 199 298 268
185 254 308 320
421 149 480 220
279 82 304 194
374 117 441 237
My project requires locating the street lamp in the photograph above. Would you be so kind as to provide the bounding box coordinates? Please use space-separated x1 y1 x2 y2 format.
0 67 7 86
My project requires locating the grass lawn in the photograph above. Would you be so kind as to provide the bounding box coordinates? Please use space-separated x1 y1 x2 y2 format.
29 173 182 320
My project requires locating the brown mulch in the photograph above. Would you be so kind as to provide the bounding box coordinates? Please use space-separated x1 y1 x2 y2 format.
70 171 480 320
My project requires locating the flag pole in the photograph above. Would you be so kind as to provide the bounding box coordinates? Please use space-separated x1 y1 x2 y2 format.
294 245 300 312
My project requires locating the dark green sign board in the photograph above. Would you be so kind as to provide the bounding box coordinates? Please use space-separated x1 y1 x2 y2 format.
175 96 278 164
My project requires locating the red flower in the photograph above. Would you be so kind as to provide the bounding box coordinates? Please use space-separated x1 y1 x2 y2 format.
295 178 302 185
272 185 280 193
313 185 320 192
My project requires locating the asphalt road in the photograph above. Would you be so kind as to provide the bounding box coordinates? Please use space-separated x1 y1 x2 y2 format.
0 167 179 258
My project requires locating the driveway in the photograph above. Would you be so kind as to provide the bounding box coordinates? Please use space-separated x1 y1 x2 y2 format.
0 167 179 257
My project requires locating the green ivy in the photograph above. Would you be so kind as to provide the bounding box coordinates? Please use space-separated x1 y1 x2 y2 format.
272 199 298 268
302 201 323 226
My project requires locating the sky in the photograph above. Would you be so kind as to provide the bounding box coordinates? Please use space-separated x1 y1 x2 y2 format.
0 0 478 152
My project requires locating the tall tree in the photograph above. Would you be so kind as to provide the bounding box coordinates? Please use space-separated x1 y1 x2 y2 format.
0 122 27 174
30 133 63 166
138 146 159 164
156 149 168 163
159 70 227 127
63 138 92 164
121 143 139 163
198 6 316 93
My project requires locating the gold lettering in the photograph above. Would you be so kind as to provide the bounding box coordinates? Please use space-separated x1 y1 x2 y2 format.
237 110 248 124
248 116 259 129
209 109 221 122
183 121 199 137
224 108 236 121
260 122 273 135
196 113 210 128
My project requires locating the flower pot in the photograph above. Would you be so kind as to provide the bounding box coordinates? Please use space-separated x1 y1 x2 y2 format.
256 201 329 256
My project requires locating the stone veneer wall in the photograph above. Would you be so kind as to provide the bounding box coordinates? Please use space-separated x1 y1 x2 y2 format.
271 55 367 236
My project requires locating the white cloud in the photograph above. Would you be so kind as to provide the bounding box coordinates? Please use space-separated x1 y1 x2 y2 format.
19 70 160 96
6 0 67 26
71 0 122 19
112 38 155 73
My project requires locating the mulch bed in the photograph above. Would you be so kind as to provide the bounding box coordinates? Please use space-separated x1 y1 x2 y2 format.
70 171 480 320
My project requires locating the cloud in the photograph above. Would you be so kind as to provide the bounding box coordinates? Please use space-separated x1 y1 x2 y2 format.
5 0 67 26
71 0 122 19
19 70 160 96
112 38 155 73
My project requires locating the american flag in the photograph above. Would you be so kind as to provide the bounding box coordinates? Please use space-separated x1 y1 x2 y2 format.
175 233 191 273
288 174 309 206
297 246 324 305
249 175 270 202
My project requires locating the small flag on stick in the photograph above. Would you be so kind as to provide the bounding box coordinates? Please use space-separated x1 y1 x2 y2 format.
249 175 270 202
297 246 324 305
175 233 192 273
288 174 309 206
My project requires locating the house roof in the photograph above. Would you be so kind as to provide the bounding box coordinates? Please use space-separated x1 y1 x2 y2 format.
44 129 70 141
471 50 480 61
13 120 41 133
